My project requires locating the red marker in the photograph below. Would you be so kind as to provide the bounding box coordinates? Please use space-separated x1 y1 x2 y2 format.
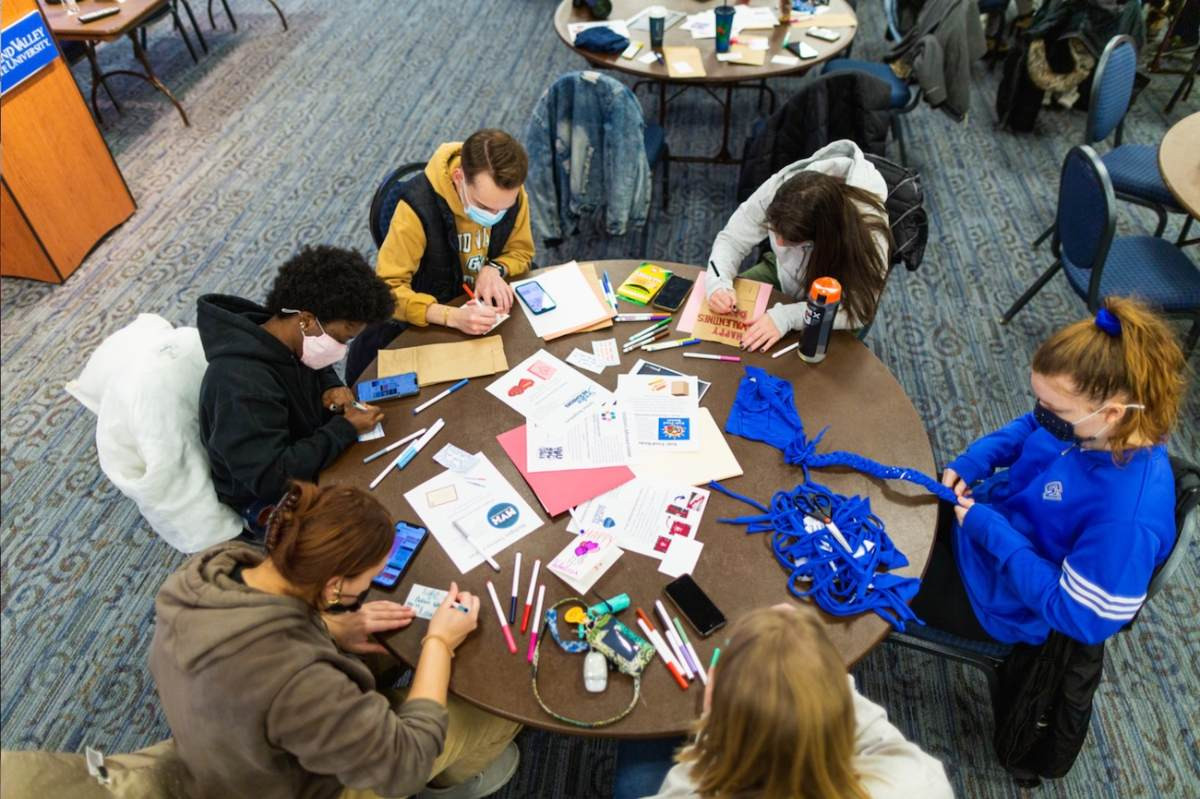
462 281 476 299
521 559 541 633
486 581 517 654
526 584 546 663
636 614 689 691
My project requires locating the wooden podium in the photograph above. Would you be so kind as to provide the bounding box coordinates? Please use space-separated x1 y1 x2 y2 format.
1 0 135 283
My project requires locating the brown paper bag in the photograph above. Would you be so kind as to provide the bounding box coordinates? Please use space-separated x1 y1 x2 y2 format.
377 335 508 386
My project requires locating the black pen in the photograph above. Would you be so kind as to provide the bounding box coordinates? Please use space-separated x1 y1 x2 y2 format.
709 259 721 279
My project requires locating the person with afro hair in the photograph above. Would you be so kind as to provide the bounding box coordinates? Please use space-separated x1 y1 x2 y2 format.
197 245 396 537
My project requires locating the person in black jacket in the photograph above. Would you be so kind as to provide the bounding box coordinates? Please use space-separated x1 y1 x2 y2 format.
198 246 395 535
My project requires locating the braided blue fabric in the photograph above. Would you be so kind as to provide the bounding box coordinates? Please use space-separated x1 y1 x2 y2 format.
716 366 956 629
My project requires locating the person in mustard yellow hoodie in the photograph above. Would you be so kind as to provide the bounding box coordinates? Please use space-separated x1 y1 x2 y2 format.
347 130 535 383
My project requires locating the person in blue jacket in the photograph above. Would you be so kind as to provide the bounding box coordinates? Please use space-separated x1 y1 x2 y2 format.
911 297 1186 646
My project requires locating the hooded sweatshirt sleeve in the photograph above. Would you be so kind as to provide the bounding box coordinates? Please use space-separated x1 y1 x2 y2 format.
377 202 437 326
266 663 448 797
706 176 776 299
850 677 954 799
202 368 357 505
491 187 534 279
946 413 1038 486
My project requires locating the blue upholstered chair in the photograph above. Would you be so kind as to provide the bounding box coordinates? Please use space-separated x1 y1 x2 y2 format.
1033 36 1191 248
1002 145 1200 354
368 162 426 248
821 0 920 163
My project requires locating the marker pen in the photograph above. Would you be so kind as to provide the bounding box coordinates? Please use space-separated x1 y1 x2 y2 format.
486 581 517 654
655 600 694 679
637 616 689 691
635 608 679 670
672 616 706 684
509 552 521 624
526 584 545 663
521 559 541 633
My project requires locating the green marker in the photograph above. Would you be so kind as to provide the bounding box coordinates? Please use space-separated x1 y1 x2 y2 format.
709 647 721 669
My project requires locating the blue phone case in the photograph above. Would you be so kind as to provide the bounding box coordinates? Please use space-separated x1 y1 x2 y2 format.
357 372 419 404
372 522 428 588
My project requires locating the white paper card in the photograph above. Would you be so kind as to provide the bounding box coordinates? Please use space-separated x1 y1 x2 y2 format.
638 51 659 64
566 348 606 375
526 406 633 473
404 454 542 574
593 338 621 366
433 443 480 474
747 37 770 50
403 584 448 619
467 298 508 333
510 261 611 340
673 61 694 74
358 423 385 442
486 350 612 427
771 54 801 66
568 479 710 561
658 537 704 578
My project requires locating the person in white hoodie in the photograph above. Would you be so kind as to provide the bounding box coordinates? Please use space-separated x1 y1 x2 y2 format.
625 605 953 799
705 140 893 352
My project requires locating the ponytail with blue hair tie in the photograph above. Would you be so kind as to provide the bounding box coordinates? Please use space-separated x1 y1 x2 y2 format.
712 367 954 630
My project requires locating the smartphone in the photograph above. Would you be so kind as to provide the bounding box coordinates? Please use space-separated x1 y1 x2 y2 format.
806 27 841 42
652 275 695 312
664 574 726 637
372 521 428 588
356 372 419 404
515 281 557 315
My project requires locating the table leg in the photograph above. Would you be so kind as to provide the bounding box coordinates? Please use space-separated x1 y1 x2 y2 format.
126 31 190 126
83 42 121 122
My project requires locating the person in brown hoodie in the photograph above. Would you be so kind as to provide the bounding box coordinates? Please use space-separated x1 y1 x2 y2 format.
149 482 520 799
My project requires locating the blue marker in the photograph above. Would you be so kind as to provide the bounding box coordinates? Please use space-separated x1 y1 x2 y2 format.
412 377 468 415
601 271 618 311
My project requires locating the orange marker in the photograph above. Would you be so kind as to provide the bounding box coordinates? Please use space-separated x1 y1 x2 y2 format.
462 281 476 300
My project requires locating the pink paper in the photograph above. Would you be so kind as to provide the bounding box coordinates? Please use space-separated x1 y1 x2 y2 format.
676 272 772 333
496 426 635 517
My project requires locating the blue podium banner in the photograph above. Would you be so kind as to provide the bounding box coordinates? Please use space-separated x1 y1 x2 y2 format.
2 10 59 97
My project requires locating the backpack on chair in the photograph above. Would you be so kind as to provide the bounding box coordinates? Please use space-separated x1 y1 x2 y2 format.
864 154 928 272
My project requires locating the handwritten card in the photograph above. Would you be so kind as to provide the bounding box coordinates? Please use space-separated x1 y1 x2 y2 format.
691 278 773 348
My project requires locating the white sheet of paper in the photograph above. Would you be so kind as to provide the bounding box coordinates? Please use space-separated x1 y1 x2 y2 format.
403 584 448 619
510 261 611 340
746 37 770 50
672 60 694 74
358 423 384 442
658 537 704 578
404 454 542 574
631 407 743 486
486 350 612 427
566 348 606 375
616 374 700 455
567 479 710 560
433 443 480 474
593 338 621 367
638 51 659 64
567 19 632 44
525 406 633 473
467 298 508 333
771 54 801 66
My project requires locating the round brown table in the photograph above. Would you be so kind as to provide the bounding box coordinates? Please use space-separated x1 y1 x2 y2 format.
1159 111 1200 220
553 0 857 163
324 260 936 738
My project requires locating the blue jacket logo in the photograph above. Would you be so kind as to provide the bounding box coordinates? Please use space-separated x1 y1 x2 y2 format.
1042 481 1063 501
487 503 519 529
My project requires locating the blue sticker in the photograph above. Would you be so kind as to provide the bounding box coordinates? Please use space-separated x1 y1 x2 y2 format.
657 417 691 441
2 11 59 97
487 503 519 529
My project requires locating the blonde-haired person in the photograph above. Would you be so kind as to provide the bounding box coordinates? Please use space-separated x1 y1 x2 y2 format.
150 481 521 799
910 297 1186 646
624 605 952 799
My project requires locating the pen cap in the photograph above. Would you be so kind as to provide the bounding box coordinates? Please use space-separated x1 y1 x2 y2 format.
587 592 630 617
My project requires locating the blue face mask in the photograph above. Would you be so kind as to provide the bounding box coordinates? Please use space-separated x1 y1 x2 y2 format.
1033 401 1145 444
460 180 507 227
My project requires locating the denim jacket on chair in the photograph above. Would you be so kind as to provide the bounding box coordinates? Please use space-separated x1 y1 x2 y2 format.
524 71 651 242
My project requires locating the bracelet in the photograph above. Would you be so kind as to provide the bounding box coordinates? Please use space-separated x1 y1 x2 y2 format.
421 634 455 658
441 305 451 327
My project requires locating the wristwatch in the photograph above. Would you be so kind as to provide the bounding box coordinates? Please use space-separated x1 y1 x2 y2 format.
485 262 508 279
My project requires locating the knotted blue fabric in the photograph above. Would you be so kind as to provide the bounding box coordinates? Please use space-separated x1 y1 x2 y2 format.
715 366 955 630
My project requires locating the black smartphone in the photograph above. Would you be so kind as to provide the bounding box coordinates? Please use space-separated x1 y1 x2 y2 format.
664 574 726 637
652 275 694 312
372 521 428 588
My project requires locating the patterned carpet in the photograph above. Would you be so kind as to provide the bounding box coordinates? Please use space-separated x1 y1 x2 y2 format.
1 1 1197 797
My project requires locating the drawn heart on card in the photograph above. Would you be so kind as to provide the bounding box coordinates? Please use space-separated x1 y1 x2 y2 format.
574 540 599 557
508 378 535 397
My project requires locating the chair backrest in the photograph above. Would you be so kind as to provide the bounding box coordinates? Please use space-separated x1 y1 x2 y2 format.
368 161 426 249
1054 146 1116 305
1147 457 1200 600
1086 35 1137 146
884 0 903 40
864 153 928 272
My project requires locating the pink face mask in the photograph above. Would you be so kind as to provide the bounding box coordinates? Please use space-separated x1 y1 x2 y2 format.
283 309 347 370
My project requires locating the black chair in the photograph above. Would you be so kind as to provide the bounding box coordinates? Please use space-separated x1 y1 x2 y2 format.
208 0 289 32
344 162 427 385
888 455 1200 700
